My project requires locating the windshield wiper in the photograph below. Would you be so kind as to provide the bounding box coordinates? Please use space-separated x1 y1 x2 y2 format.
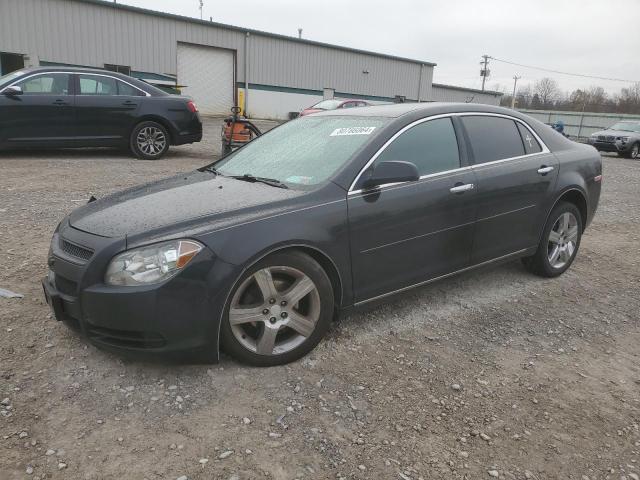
230 173 289 189
202 165 224 175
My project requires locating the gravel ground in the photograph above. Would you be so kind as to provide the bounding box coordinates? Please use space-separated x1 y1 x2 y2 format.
1 118 639 480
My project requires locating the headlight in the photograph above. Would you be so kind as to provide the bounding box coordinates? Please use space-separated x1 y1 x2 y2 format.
105 239 203 286
620 136 629 142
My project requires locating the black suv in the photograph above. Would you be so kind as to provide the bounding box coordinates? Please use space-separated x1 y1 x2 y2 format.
0 67 202 159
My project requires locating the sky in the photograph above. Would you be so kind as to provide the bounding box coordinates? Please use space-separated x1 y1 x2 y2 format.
117 0 640 97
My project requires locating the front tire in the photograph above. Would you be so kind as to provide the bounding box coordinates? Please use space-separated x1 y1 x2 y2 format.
625 142 639 159
220 251 334 366
522 202 582 278
130 121 170 160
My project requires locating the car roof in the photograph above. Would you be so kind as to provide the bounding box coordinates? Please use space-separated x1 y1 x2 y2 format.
311 102 519 118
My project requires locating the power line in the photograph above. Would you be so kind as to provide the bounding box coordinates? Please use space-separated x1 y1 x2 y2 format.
489 56 639 84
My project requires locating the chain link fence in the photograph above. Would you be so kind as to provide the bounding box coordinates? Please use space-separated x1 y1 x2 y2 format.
518 109 640 141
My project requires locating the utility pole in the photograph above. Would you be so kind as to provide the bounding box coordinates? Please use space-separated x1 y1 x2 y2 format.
480 54 490 92
199 0 203 20
511 75 521 109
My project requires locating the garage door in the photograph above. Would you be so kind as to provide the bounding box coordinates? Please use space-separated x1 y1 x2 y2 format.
177 43 234 115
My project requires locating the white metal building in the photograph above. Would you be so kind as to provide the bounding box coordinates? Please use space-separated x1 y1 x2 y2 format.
0 0 502 119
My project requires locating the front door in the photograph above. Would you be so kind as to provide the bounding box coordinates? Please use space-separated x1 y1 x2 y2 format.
1 72 75 144
348 116 478 303
74 73 142 143
460 115 559 263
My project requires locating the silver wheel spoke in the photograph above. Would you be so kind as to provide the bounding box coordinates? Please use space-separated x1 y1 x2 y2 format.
229 306 265 326
137 127 165 156
229 266 321 357
286 311 315 337
548 230 561 244
254 269 278 301
283 276 315 305
566 242 575 258
560 213 570 233
256 326 279 355
547 211 578 268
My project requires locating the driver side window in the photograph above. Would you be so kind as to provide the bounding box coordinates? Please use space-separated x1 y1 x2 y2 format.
17 73 70 95
373 117 460 177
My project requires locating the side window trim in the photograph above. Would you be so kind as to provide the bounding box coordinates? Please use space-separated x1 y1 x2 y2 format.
349 113 459 192
76 73 146 97
12 72 73 96
457 113 550 168
7 71 149 97
348 112 550 194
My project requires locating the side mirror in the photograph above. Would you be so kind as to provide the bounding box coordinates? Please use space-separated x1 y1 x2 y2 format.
362 160 420 189
3 85 22 96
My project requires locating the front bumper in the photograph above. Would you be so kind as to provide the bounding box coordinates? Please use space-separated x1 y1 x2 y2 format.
43 222 233 361
591 140 631 153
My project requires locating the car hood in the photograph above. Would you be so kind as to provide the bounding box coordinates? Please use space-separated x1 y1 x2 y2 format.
592 129 639 137
68 170 304 238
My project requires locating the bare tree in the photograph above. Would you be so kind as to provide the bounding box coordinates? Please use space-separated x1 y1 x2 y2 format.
534 77 560 108
616 82 640 114
515 85 532 109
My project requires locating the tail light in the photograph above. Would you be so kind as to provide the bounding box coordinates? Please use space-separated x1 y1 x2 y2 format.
187 101 198 113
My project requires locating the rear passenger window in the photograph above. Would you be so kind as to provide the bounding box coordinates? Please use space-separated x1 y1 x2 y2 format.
461 116 525 164
117 81 142 96
516 122 542 154
78 75 117 95
374 117 460 176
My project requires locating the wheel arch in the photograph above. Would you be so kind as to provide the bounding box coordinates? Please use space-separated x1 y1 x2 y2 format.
244 243 344 309
546 187 589 234
215 242 345 357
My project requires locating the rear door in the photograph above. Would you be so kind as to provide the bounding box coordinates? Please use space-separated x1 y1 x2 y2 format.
1 72 75 144
74 74 143 143
460 114 559 264
348 116 478 303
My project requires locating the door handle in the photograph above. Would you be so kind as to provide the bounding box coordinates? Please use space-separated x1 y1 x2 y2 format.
52 99 68 106
537 166 554 175
122 100 138 107
450 183 474 194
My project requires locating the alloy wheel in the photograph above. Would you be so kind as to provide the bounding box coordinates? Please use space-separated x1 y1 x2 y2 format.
547 212 579 269
229 266 321 356
631 143 639 159
136 126 166 156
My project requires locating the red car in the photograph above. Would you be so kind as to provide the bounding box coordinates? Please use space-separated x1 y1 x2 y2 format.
299 98 371 116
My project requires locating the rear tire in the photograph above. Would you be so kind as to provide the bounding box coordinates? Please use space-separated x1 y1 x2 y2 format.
220 251 334 367
130 121 170 160
522 201 582 278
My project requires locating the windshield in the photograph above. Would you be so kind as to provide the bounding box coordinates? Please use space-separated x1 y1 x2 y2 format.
0 70 25 88
311 99 343 110
609 121 640 133
214 116 388 187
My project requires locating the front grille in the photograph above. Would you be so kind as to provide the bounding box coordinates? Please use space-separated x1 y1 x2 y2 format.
60 239 94 262
86 325 166 349
54 275 78 297
597 135 615 143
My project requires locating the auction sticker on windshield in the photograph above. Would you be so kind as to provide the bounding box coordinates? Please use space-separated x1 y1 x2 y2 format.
330 126 377 136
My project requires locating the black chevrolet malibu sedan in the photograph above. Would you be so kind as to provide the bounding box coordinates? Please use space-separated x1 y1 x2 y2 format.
43 103 602 366
0 67 202 159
